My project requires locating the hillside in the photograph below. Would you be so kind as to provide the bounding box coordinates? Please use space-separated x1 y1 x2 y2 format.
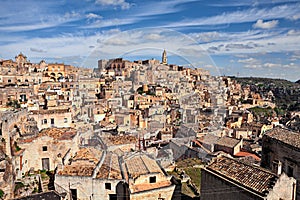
230 76 300 112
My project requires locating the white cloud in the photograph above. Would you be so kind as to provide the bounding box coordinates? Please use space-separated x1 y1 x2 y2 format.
289 14 300 20
263 62 281 68
189 32 220 42
253 19 278 29
165 4 298 28
238 57 259 64
143 33 162 41
283 62 297 68
0 11 82 32
30 48 47 53
287 29 300 36
86 13 102 19
83 17 138 29
95 0 131 9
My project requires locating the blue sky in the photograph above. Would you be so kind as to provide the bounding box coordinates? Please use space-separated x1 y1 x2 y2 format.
0 0 300 81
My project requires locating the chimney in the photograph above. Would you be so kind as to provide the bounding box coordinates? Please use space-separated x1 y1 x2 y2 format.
277 160 282 175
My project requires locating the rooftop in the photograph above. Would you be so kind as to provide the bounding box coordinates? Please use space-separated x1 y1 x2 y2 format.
264 127 300 149
101 134 137 146
31 108 70 115
97 152 122 180
123 153 163 179
206 156 277 196
131 180 172 193
39 127 76 140
215 136 241 148
57 147 103 177
199 134 220 145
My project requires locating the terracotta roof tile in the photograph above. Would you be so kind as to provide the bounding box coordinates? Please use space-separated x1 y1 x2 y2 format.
215 137 241 148
39 127 76 140
207 156 277 195
264 127 300 149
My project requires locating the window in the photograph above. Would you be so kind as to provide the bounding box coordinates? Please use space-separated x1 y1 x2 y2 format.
42 146 47 151
105 183 111 190
149 176 156 183
64 118 68 123
50 118 54 125
8 79 11 83
287 166 294 177
43 119 47 124
70 189 77 200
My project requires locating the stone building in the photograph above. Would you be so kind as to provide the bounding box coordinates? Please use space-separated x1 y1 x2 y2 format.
201 156 296 200
261 127 300 199
55 148 127 200
214 136 242 155
121 152 177 200
98 58 138 77
17 127 79 174
30 109 72 131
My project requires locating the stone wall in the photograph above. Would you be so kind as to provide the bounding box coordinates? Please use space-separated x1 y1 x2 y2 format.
200 168 264 200
130 185 176 200
261 135 300 199
55 175 126 200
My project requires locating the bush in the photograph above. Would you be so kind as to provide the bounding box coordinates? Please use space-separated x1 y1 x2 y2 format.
0 189 4 198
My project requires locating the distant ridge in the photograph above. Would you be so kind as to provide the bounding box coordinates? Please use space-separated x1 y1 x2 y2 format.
296 79 300 84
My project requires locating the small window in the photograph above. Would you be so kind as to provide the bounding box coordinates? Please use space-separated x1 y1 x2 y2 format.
64 118 68 123
149 176 156 183
8 79 11 83
105 183 111 190
43 119 47 124
50 118 54 125
287 166 294 177
42 146 47 151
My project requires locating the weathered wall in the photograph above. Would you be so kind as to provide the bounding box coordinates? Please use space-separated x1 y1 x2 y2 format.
261 135 300 199
200 168 263 200
55 175 125 200
267 173 296 200
130 185 176 200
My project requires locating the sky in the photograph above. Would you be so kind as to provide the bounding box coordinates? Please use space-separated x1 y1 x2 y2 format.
0 0 300 81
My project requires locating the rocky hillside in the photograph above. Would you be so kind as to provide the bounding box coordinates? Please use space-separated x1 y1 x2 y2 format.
230 76 300 112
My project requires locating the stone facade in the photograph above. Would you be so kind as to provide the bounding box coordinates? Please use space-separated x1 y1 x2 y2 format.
201 156 296 200
261 127 300 199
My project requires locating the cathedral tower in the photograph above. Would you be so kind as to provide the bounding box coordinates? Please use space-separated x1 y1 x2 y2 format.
162 49 167 65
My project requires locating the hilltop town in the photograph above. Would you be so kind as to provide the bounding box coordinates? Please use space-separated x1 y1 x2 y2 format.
0 51 299 200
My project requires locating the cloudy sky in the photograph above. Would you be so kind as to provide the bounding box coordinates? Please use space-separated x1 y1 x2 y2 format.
0 0 300 81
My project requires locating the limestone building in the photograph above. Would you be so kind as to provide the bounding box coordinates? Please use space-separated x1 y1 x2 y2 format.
162 49 167 65
261 127 300 199
121 152 177 200
201 156 296 200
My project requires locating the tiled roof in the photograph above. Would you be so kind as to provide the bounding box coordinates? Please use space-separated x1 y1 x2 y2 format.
101 134 137 146
131 180 172 193
199 134 220 145
264 127 300 149
39 127 76 140
234 151 261 161
97 152 122 179
207 156 277 195
124 153 163 179
215 136 241 148
57 161 95 177
58 148 103 177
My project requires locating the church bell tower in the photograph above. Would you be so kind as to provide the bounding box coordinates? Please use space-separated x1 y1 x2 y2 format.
162 49 167 65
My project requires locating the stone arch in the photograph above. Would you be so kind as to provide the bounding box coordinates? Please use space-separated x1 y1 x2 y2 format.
115 181 129 200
